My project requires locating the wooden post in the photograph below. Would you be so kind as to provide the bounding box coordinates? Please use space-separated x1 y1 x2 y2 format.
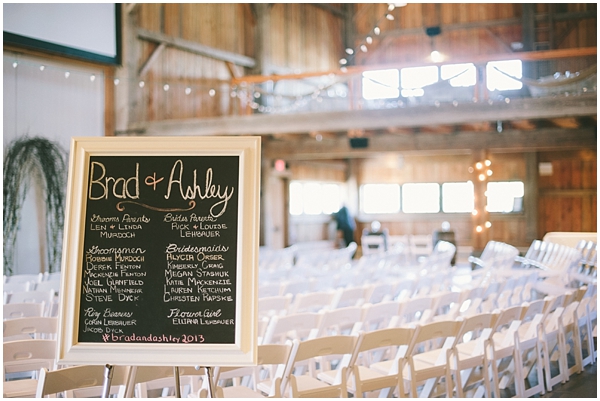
471 150 490 253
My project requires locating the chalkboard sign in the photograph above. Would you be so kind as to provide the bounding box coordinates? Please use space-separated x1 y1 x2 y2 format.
57 137 260 366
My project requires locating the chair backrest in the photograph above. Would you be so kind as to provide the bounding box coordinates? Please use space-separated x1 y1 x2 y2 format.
280 335 357 397
317 306 363 337
3 316 58 340
33 280 61 294
361 301 401 331
3 302 46 320
410 319 463 352
7 289 55 305
36 365 131 398
4 339 57 376
258 294 292 318
361 235 386 255
431 291 461 321
288 290 336 314
4 273 43 284
3 281 32 294
395 296 434 327
261 312 321 344
331 285 368 308
350 326 416 371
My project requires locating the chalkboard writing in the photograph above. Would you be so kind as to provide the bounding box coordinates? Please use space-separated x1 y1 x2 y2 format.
78 155 239 344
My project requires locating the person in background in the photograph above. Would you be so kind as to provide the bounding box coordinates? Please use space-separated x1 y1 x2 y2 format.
333 205 356 248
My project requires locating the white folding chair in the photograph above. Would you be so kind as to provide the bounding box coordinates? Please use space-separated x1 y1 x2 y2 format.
3 339 57 398
404 319 463 397
214 343 291 398
279 335 357 398
512 299 546 398
447 312 495 398
345 327 415 398
484 304 523 397
36 365 131 398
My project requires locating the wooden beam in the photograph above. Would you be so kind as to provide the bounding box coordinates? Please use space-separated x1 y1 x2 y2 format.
137 28 256 68
129 93 597 137
232 47 597 84
262 127 597 160
138 42 165 77
311 3 345 19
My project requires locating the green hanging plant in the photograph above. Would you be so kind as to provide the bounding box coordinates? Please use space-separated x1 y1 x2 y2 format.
3 136 67 275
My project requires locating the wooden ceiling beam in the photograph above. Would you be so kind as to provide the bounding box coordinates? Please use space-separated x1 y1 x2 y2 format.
137 28 256 68
263 127 597 160
232 47 596 85
130 94 596 137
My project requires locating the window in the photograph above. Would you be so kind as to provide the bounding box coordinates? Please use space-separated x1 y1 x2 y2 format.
442 182 474 213
289 181 342 216
486 60 523 91
362 69 400 100
486 181 524 213
441 63 476 87
400 66 438 97
360 184 400 214
402 183 440 213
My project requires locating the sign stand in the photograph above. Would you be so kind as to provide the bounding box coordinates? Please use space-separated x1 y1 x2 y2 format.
101 364 114 398
197 365 215 397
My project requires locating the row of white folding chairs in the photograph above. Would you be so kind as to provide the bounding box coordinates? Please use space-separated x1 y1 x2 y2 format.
216 285 596 398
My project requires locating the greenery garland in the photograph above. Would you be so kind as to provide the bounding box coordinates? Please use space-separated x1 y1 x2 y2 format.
3 136 67 275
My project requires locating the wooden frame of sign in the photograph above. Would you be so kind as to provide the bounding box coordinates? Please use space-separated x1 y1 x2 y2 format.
57 136 260 366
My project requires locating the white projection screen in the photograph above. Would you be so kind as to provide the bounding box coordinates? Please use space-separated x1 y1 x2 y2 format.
3 3 121 65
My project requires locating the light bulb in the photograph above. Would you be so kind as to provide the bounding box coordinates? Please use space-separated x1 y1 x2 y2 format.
163 84 169 91
472 210 478 216
64 71 70 78
366 36 373 44
345 48 354 55
339 58 347 65
360 44 368 52
486 170 493 176
185 87 191 95
386 13 394 20
485 159 491 166
485 221 492 228
90 74 96 82
12 61 18 68
476 162 483 170
40 65 45 71
209 89 216 97
114 78 120 85
476 226 483 233
430 50 443 62
374 27 381 35
139 81 145 88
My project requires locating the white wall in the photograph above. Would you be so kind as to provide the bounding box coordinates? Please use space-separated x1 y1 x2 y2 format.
3 51 105 275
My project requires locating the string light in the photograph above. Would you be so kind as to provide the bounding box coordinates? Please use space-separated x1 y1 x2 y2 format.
64 71 70 78
90 74 96 82
12 61 18 68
